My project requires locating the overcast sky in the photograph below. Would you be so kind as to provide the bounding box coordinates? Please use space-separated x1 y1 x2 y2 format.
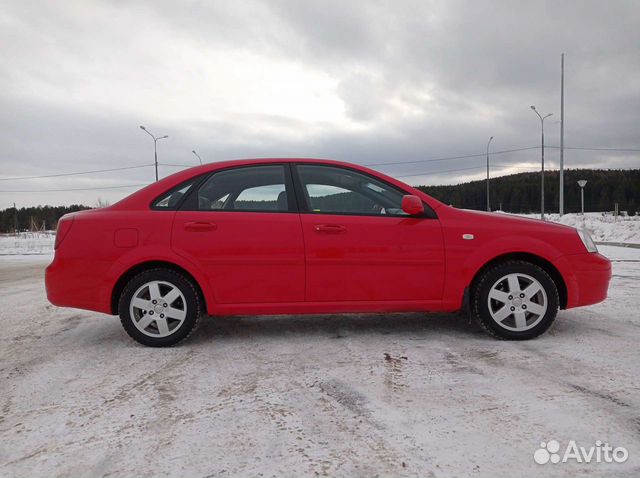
1 0 639 208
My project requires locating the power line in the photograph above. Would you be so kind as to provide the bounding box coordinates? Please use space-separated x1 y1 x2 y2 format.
0 144 638 193
0 183 148 193
0 164 529 191
0 163 636 194
156 148 554 171
395 165 486 177
395 163 540 179
1 144 638 182
0 164 154 181
547 146 640 152
158 160 538 179
370 145 640 169
364 146 541 167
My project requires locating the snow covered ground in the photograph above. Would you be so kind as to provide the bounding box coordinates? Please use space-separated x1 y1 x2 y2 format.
0 245 639 477
0 232 55 257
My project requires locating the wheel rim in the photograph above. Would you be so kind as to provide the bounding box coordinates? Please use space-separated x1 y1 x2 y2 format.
129 280 187 338
487 273 548 332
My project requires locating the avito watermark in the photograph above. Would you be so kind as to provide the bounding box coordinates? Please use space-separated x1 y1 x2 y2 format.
534 439 628 465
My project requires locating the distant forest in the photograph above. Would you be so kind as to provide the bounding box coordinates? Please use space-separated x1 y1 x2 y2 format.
0 205 89 233
417 169 639 215
0 169 637 232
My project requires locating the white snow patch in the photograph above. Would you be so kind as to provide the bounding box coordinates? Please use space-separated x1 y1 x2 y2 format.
0 231 55 256
598 244 639 261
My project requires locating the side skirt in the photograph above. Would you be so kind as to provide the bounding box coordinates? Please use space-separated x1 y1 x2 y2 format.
207 299 458 316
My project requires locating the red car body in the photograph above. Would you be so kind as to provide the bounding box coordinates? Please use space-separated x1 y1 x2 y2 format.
45 158 611 318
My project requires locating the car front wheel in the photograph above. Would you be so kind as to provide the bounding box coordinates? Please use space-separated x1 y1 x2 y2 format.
118 268 202 347
472 260 559 340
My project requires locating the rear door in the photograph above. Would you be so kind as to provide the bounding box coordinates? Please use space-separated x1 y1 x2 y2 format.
171 164 305 304
293 164 445 302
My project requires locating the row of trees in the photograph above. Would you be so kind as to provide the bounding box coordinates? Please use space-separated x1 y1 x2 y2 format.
417 169 639 215
0 205 89 233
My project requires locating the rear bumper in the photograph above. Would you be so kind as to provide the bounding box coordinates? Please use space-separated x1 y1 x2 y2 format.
45 255 112 314
559 252 611 309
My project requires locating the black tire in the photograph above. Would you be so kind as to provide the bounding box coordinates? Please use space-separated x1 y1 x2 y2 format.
471 260 559 340
118 268 202 347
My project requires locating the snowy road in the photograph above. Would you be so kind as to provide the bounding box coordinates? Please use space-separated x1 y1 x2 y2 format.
1 246 639 477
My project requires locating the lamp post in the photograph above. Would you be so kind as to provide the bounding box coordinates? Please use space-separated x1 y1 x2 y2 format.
577 180 587 215
486 136 493 212
139 126 168 182
192 150 203 165
559 53 565 216
530 106 552 220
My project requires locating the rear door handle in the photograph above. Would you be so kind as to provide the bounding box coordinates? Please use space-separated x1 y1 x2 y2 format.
314 224 346 234
184 221 217 232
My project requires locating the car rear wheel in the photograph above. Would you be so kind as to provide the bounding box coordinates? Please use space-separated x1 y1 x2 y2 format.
472 260 559 340
118 268 201 347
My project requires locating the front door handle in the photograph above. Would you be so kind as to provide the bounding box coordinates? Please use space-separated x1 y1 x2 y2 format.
184 221 217 232
314 224 346 234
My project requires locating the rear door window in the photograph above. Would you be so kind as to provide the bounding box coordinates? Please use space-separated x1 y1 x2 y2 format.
194 165 291 212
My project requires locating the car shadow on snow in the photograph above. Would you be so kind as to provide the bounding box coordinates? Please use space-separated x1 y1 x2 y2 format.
190 310 603 346
75 312 484 348
192 312 484 344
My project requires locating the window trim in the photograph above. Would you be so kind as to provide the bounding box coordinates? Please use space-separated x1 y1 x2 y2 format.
291 163 437 219
178 163 299 214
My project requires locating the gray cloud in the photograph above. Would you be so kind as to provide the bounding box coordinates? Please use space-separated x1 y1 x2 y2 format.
0 0 638 208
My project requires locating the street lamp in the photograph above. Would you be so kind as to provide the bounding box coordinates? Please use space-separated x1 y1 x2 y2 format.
486 136 493 212
192 150 203 165
139 125 168 182
530 106 552 220
577 180 587 215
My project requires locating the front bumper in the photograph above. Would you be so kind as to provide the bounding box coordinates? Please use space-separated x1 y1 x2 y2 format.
559 252 611 309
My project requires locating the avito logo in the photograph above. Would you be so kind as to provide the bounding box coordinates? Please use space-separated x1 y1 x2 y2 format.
534 440 628 465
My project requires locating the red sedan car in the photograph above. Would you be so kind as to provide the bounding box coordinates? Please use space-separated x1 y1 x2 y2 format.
46 159 611 346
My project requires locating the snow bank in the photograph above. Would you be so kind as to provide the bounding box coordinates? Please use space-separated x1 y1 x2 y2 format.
0 231 55 256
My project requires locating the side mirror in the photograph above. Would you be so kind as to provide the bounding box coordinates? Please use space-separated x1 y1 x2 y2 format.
401 195 424 216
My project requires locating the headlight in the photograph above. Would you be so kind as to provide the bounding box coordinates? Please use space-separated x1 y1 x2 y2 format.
576 228 598 253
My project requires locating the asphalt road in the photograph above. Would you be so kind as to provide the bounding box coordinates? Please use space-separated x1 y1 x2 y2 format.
1 247 639 477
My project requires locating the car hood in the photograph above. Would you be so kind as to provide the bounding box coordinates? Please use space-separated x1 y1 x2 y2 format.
457 209 576 232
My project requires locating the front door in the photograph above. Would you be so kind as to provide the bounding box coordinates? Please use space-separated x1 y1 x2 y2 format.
293 164 445 302
172 164 305 304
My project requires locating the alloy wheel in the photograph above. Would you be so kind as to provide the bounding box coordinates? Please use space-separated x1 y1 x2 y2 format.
129 280 187 338
487 272 548 332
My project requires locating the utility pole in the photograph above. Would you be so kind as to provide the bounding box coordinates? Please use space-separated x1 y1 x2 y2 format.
486 136 493 211
139 126 168 182
578 180 587 215
192 150 203 165
530 106 553 220
559 53 565 216
13 202 18 232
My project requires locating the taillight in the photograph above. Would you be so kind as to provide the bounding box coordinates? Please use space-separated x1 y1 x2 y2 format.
55 216 75 249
